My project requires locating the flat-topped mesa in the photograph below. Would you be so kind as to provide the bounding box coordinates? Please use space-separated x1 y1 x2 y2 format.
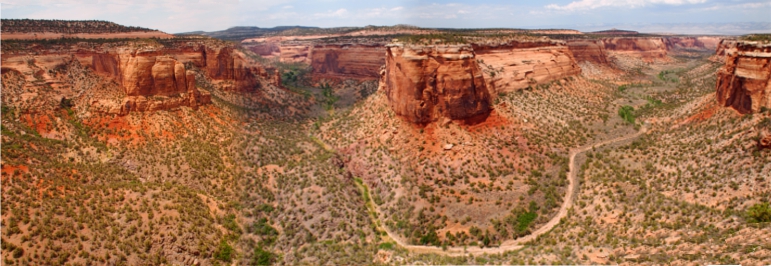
715 40 771 114
383 43 491 123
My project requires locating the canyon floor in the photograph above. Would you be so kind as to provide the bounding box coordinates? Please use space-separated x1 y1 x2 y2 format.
2 25 771 266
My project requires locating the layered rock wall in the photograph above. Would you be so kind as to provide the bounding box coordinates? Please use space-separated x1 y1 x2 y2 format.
715 41 771 114
310 44 385 80
601 37 668 62
383 44 491 123
473 41 581 93
567 40 609 64
278 45 312 63
664 37 722 51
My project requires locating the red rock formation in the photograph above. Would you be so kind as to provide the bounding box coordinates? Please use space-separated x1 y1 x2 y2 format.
279 45 312 63
567 40 609 64
310 44 385 81
759 127 771 150
383 44 491 123
1 40 283 115
713 39 736 62
601 37 668 62
715 41 771 114
664 37 722 51
473 40 581 93
248 41 281 56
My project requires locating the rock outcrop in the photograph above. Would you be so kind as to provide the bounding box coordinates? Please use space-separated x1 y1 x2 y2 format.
715 41 771 114
601 37 668 62
383 43 491 123
473 40 581 93
759 127 771 150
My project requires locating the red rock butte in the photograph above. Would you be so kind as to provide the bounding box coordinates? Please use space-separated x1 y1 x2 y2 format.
382 43 492 123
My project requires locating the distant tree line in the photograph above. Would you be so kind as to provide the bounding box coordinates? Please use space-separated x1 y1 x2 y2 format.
0 19 157 34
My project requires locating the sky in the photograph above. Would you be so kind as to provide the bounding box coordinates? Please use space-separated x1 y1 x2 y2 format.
1 0 770 35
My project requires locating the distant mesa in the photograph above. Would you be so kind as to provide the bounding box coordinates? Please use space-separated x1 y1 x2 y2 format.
590 29 639 36
0 19 172 40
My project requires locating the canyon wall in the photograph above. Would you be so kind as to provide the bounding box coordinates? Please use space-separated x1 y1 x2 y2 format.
715 41 771 114
664 36 722 51
383 44 491 123
310 44 385 81
252 42 386 81
567 40 609 64
601 37 668 62
473 40 581 93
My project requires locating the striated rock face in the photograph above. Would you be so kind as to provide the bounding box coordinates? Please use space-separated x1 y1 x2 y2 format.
567 40 609 64
310 44 385 81
601 37 668 62
664 37 722 51
383 44 491 123
474 40 581 93
715 41 771 114
279 45 312 63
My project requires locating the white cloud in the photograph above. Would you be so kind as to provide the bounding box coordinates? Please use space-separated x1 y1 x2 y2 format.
390 6 403 11
546 0 707 12
697 1 771 11
314 8 348 18
282 5 293 9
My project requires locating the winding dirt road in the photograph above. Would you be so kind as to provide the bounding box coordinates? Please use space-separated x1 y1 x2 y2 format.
369 124 649 256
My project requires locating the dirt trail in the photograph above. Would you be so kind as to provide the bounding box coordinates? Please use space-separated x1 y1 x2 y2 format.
366 124 649 256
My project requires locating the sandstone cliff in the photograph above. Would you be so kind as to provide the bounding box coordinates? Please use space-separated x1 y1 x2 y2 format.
473 40 581 93
715 41 771 114
601 37 668 62
567 40 609 65
383 43 491 123
664 37 722 51
310 44 385 81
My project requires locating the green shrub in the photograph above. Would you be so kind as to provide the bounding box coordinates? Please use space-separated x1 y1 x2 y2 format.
378 242 395 250
747 202 771 223
12 247 23 258
214 240 234 262
251 246 276 265
618 105 636 124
